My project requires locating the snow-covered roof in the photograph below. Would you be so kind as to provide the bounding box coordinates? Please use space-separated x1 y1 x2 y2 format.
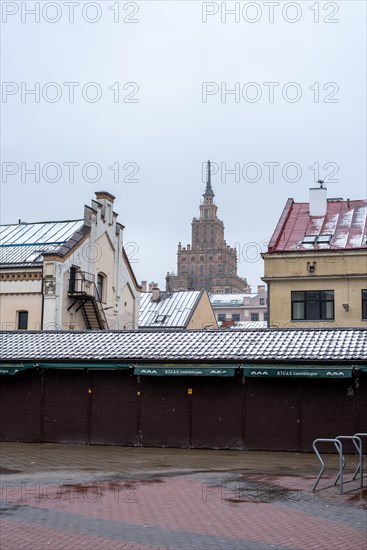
0 328 365 362
0 220 84 267
210 293 253 306
268 199 367 252
230 321 267 329
139 291 203 328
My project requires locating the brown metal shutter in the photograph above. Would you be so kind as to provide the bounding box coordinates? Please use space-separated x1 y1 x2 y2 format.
90 371 138 445
43 370 88 444
245 379 298 451
140 378 189 447
191 378 242 450
0 371 42 442
301 380 357 451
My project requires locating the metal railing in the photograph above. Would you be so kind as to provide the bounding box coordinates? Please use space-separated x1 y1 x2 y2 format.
68 270 108 329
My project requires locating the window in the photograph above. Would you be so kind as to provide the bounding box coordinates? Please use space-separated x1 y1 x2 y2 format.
362 290 367 319
291 290 334 321
263 312 268 322
218 314 226 322
259 298 265 305
155 314 167 323
302 235 317 244
232 314 240 322
200 265 205 270
251 313 259 321
68 266 77 293
317 234 332 244
96 273 106 302
18 311 28 330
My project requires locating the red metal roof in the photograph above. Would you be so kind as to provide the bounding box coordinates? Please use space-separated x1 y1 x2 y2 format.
268 199 367 252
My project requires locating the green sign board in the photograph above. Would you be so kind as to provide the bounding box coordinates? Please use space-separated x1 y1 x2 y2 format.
38 363 130 370
0 364 34 375
242 366 352 378
134 366 236 377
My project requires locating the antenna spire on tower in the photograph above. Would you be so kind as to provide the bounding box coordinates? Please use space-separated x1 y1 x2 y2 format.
204 160 214 197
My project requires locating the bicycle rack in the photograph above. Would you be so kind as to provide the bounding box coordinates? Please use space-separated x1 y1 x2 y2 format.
334 435 363 489
312 438 344 494
313 433 367 495
353 433 367 484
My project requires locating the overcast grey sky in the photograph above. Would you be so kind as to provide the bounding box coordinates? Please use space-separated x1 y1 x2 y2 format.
1 1 366 290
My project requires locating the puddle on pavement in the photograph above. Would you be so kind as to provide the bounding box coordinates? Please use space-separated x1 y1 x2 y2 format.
0 467 22 474
60 478 164 494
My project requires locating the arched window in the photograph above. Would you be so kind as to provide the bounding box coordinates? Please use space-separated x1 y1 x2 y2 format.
17 310 28 330
96 273 106 303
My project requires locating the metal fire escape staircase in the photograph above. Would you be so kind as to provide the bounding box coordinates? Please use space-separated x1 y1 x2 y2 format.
67 270 108 330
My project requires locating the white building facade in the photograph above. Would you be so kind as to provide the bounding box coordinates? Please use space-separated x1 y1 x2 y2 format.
0 191 141 330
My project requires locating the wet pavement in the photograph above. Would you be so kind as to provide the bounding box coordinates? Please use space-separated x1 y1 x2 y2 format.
0 443 366 549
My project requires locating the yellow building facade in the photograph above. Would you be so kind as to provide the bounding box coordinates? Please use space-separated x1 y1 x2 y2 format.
262 188 367 328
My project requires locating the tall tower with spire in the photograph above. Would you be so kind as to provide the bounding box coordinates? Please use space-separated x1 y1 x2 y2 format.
168 161 249 293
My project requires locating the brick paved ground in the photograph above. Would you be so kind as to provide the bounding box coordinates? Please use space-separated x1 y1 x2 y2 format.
1 443 366 549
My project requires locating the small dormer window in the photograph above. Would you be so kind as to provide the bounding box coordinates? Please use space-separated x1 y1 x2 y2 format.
155 314 167 323
317 234 333 244
302 235 317 244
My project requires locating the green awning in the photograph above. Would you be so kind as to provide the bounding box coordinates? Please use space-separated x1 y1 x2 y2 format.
0 363 34 375
242 365 353 378
134 365 236 377
358 366 367 373
38 363 131 370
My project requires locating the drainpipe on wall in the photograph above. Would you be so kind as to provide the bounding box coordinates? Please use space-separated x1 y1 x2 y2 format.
40 273 45 330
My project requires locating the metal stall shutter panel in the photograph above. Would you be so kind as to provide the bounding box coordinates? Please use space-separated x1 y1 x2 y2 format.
90 371 138 446
191 377 242 450
0 369 42 442
301 379 357 451
245 378 298 451
43 370 89 444
140 378 189 448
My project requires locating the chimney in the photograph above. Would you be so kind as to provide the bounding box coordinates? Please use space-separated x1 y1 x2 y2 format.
309 181 327 217
165 272 172 293
95 191 115 224
141 280 147 292
151 285 160 302
221 319 235 328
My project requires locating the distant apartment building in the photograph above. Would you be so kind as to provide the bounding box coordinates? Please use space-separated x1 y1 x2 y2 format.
168 161 249 294
0 191 141 330
210 285 268 326
262 184 367 328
